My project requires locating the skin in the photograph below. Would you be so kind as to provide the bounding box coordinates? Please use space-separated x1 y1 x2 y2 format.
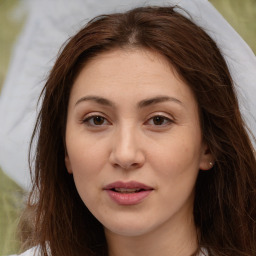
65 48 213 256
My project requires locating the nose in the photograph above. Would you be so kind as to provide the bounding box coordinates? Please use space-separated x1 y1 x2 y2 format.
109 125 145 170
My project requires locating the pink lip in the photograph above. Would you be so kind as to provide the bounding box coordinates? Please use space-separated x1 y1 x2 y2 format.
103 181 154 205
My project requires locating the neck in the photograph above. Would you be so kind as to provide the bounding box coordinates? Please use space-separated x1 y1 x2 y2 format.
105 213 198 256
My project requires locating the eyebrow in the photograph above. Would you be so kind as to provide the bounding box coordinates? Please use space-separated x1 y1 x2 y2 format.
75 96 114 107
75 95 182 108
138 96 182 108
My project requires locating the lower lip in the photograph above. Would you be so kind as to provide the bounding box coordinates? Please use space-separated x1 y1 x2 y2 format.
105 190 152 205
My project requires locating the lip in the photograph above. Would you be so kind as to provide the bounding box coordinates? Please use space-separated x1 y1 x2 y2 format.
103 181 154 205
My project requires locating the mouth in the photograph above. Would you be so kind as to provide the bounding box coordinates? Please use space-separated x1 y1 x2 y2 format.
103 181 154 205
111 188 146 193
104 181 153 193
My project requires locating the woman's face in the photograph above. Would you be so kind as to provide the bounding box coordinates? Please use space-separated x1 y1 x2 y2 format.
65 48 212 238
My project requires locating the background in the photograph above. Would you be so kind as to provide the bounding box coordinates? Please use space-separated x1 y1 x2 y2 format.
0 0 255 254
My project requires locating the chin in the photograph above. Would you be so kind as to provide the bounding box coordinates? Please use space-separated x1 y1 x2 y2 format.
101 214 162 238
101 216 148 236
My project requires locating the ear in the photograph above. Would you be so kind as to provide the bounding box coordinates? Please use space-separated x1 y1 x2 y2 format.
65 154 73 174
199 142 214 171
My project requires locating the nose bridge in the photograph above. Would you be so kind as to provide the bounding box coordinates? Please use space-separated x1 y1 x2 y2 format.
110 121 144 169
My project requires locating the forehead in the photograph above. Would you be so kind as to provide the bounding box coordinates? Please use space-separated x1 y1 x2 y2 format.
69 48 196 107
77 48 174 83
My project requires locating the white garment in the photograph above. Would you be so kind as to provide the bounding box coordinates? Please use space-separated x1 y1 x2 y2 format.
0 0 255 189
9 246 209 256
9 247 37 256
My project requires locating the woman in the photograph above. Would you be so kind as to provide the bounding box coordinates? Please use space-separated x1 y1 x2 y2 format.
15 4 256 256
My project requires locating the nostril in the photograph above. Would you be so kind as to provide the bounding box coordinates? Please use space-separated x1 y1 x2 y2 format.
113 162 142 170
109 147 145 170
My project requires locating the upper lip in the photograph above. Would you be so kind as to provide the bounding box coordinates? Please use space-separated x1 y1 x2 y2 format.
103 181 154 190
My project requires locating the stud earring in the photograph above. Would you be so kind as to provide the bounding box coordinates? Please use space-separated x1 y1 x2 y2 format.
209 161 214 167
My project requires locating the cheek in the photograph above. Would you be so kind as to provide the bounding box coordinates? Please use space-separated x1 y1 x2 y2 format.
67 139 106 210
65 131 109 192
151 141 199 210
149 130 202 196
67 129 107 167
151 135 201 173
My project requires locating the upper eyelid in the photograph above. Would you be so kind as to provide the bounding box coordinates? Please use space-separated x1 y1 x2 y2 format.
82 112 110 120
145 115 173 124
146 112 175 121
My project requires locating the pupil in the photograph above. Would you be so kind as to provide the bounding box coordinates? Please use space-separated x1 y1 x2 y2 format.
153 116 164 125
94 116 104 125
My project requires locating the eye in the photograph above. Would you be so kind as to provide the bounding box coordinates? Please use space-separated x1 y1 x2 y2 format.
146 115 173 126
82 115 110 126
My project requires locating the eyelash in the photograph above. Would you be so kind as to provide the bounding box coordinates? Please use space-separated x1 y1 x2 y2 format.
82 114 174 127
145 115 173 126
82 115 110 126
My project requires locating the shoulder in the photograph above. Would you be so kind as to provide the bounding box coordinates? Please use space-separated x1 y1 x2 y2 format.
9 247 40 256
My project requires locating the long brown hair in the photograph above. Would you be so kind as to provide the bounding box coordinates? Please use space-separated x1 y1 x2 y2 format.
19 6 256 256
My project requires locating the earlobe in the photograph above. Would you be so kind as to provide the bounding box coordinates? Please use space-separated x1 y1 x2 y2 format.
199 143 214 171
65 155 73 174
200 160 215 171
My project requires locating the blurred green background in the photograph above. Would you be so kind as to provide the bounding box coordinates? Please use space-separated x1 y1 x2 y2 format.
0 0 255 255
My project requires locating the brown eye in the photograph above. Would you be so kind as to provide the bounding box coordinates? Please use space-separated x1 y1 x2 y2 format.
152 116 166 125
93 116 105 125
83 115 109 126
146 115 173 127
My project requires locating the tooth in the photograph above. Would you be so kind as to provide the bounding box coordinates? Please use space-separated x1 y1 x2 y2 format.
114 188 140 193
